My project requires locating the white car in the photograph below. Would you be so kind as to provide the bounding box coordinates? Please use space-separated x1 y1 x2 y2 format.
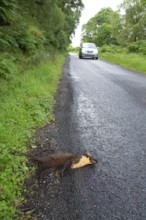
79 42 98 59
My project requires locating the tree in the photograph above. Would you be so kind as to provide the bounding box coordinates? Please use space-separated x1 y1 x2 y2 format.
0 0 17 26
94 23 117 46
81 0 146 47
0 0 84 53
119 0 146 43
82 8 117 46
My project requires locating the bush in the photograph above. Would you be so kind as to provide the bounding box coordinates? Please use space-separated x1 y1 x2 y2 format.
127 42 139 53
29 50 50 65
0 30 18 52
139 41 146 55
127 40 146 55
0 54 65 219
15 25 46 55
99 45 111 53
99 44 126 53
0 35 10 52
0 57 18 80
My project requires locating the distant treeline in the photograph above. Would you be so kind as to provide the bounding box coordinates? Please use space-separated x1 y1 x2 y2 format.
82 0 146 55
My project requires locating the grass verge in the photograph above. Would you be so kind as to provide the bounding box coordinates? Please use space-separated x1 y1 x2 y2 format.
100 52 146 74
0 53 65 219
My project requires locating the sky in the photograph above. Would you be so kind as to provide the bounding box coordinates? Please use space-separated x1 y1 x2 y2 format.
71 0 123 47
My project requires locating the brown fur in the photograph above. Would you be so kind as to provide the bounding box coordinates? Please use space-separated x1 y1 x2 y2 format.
12 151 97 178
28 152 97 177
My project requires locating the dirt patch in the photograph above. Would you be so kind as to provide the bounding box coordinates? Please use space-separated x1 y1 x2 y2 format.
18 56 77 219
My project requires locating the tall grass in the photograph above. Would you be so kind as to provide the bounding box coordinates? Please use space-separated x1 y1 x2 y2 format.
0 54 65 219
100 52 146 74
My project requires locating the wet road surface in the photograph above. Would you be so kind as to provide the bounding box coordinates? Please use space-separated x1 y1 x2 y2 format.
57 55 146 220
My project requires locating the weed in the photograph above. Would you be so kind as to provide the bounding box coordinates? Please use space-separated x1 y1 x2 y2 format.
0 57 18 80
100 51 146 74
0 53 65 219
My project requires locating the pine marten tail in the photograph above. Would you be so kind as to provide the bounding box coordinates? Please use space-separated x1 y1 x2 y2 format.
26 154 41 163
11 151 41 163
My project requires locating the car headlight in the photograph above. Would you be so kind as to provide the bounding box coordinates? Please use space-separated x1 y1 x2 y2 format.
82 48 86 53
94 49 98 54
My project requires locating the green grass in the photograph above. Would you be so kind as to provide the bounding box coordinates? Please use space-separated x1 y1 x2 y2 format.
100 52 146 74
0 54 65 219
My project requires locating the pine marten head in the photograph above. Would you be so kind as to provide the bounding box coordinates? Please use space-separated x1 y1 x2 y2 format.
71 152 97 169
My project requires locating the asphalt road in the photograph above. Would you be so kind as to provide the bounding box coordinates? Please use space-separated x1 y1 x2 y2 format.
56 55 146 220
31 55 146 220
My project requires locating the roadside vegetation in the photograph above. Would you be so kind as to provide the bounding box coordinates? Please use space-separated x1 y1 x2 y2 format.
80 0 146 73
0 54 65 219
0 0 83 219
99 44 146 73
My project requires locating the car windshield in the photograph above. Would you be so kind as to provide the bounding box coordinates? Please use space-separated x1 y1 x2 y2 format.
82 43 96 49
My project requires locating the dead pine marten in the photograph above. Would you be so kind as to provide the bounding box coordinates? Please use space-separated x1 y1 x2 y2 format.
25 152 97 178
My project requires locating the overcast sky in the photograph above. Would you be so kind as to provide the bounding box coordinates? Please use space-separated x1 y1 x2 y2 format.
71 0 123 47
